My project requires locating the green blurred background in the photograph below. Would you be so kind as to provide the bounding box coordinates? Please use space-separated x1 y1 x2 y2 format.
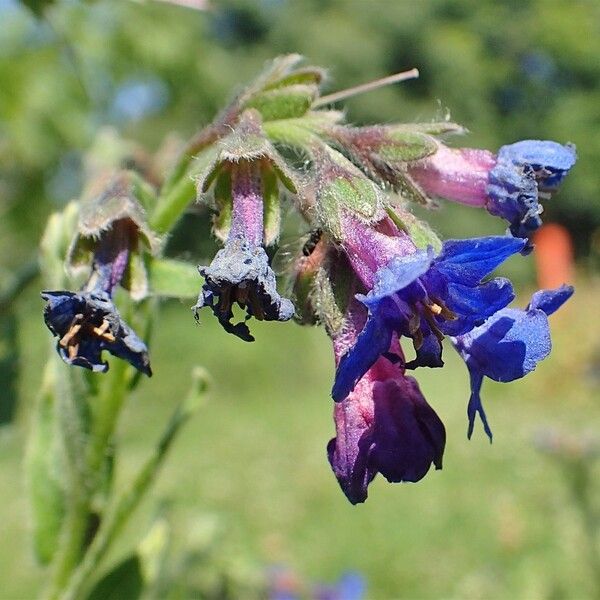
1 0 600 598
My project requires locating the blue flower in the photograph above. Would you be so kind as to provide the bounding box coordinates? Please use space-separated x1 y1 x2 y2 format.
332 236 525 402
193 234 294 341
42 290 152 375
486 140 576 249
451 285 573 440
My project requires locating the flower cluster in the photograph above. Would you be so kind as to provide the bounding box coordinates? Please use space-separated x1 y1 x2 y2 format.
42 56 576 504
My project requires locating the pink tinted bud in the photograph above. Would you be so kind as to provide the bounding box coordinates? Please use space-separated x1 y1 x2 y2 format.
408 144 496 207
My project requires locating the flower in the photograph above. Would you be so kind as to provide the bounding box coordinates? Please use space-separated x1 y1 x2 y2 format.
193 235 294 341
451 285 573 440
193 159 294 340
332 235 525 402
42 290 151 375
408 140 576 250
328 300 445 504
42 218 152 375
486 140 577 247
408 144 496 207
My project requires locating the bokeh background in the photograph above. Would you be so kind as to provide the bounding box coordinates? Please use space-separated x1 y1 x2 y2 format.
1 0 600 598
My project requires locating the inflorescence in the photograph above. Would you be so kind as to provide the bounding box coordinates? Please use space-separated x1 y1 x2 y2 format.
41 56 576 503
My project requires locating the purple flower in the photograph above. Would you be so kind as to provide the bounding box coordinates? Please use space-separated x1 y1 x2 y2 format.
328 300 445 504
408 144 496 207
42 219 152 375
193 161 294 341
42 290 151 375
486 140 576 248
332 234 525 402
409 140 576 250
451 285 573 440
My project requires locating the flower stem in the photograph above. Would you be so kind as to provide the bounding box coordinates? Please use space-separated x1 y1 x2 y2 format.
59 373 206 600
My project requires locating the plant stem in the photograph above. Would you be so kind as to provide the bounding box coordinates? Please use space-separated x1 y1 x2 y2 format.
60 388 202 600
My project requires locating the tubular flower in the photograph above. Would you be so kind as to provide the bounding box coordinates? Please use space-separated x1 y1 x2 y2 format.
193 160 294 341
333 224 525 401
486 140 577 247
328 298 445 504
408 140 576 249
451 285 573 440
42 219 152 375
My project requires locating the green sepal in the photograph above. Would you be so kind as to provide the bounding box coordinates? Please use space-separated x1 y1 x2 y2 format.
122 252 149 301
244 84 316 121
262 166 281 246
386 207 442 252
151 145 220 235
212 172 233 242
316 146 382 240
40 202 80 289
68 172 161 277
197 110 297 195
396 121 467 136
147 257 199 299
379 129 437 162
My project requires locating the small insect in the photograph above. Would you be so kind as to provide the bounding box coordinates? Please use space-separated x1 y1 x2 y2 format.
301 228 323 257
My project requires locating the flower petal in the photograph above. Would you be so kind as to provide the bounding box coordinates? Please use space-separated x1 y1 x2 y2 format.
434 236 525 286
42 290 152 376
194 235 294 341
527 284 574 316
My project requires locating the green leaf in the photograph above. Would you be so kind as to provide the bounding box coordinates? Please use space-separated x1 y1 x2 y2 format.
147 257 199 298
86 555 144 600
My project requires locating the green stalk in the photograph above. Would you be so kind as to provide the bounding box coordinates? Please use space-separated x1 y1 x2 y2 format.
150 176 196 235
60 370 207 600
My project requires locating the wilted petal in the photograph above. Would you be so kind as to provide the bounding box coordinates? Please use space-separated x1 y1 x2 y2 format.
42 290 152 376
194 235 294 341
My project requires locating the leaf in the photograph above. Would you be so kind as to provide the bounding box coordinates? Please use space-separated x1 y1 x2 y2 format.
147 257 199 298
86 555 144 600
25 361 66 564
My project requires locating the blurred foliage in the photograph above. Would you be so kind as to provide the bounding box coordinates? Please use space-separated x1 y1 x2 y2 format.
1 0 600 270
